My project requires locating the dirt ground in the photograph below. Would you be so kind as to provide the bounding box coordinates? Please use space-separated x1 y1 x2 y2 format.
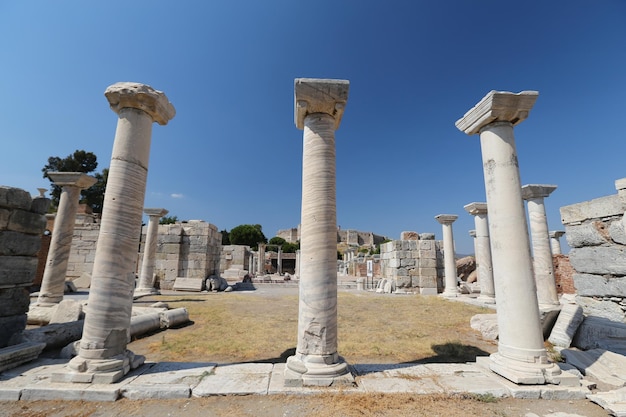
3 288 611 416
1 395 610 417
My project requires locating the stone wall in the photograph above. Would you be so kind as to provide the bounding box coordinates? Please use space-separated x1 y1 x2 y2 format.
379 233 443 294
0 186 49 348
66 212 100 282
220 244 250 273
139 220 221 290
553 254 575 294
560 178 626 322
277 225 389 249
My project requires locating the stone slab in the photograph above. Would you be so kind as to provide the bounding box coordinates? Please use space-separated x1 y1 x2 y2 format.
548 303 584 348
172 277 203 292
562 348 626 389
269 363 360 394
49 299 83 323
192 363 272 396
587 387 626 417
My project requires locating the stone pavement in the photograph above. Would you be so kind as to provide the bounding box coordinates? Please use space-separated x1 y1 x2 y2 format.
0 355 592 402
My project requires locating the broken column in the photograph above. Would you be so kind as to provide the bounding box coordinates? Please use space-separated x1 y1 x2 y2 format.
456 90 561 384
36 173 97 306
435 214 459 297
56 82 175 384
257 243 266 275
134 208 168 297
522 184 559 307
464 202 495 304
285 78 353 386
549 230 565 255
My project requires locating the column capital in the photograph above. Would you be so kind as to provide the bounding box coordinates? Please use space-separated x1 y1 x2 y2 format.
455 90 538 135
549 230 565 239
521 184 557 200
435 214 458 225
105 82 176 125
144 208 169 217
464 202 488 216
47 172 97 189
294 78 349 130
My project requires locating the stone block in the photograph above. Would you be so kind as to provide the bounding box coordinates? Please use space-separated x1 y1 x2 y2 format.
0 231 41 256
72 272 92 289
395 276 412 288
470 314 499 340
565 222 611 248
0 208 10 229
387 258 400 268
610 219 626 245
0 341 46 373
30 197 50 215
548 303 584 348
400 231 419 240
569 246 626 275
0 315 27 348
561 194 623 225
49 299 84 324
573 273 626 297
419 258 437 268
575 296 625 322
0 256 38 286
0 287 30 316
418 276 438 289
400 258 415 267
419 240 434 250
419 267 437 277
419 233 435 240
172 277 203 292
0 187 32 210
573 315 626 352
7 210 47 235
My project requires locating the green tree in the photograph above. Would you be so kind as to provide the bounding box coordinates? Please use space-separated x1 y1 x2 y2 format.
159 215 178 225
220 229 230 245
229 224 267 250
42 150 107 212
281 241 299 253
269 236 286 246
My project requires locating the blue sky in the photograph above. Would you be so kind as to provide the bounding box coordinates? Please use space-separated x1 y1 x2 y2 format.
1 1 624 255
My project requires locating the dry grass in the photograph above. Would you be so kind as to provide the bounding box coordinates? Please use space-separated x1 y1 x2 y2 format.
136 290 495 365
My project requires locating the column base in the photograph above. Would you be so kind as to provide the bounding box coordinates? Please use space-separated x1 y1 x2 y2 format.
133 288 161 299
488 351 561 385
284 352 354 387
441 290 460 298
51 349 145 384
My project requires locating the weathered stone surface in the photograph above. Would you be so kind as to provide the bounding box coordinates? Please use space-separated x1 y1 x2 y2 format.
569 246 626 275
49 299 84 324
105 82 176 126
456 256 476 282
7 209 47 235
0 231 41 256
400 231 418 240
160 308 189 328
561 348 626 389
0 187 32 211
565 222 612 248
0 287 30 316
29 196 51 215
0 315 27 348
573 273 626 297
0 341 46 373
573 315 626 352
72 272 91 289
470 314 499 340
173 277 203 292
610 219 626 245
294 78 349 130
575 296 625 322
587 387 626 417
22 320 84 350
0 256 38 286
548 303 584 348
561 194 623 225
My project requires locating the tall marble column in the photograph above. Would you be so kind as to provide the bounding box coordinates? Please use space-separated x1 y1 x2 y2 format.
257 244 266 275
435 214 459 297
249 252 255 275
285 78 353 386
549 231 565 255
36 173 97 306
277 247 283 275
522 184 559 307
464 202 495 304
134 208 168 298
456 90 561 384
56 82 175 384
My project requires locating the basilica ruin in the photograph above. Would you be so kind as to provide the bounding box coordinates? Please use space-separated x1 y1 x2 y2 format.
1 81 626 414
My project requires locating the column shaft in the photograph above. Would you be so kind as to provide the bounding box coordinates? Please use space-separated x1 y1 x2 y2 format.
37 185 81 305
475 214 495 302
135 209 166 296
527 197 558 306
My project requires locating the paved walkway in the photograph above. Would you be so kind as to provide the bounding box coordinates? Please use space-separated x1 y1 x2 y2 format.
0 355 591 402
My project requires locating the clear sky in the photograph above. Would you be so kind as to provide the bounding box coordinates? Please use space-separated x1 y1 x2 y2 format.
1 1 624 255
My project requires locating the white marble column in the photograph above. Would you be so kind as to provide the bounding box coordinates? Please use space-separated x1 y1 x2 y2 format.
36 173 96 306
285 78 353 387
456 90 561 384
464 203 495 304
522 184 559 307
249 252 255 275
549 231 565 255
57 82 175 384
277 247 283 275
295 249 301 277
257 244 266 275
134 208 168 298
435 214 459 297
